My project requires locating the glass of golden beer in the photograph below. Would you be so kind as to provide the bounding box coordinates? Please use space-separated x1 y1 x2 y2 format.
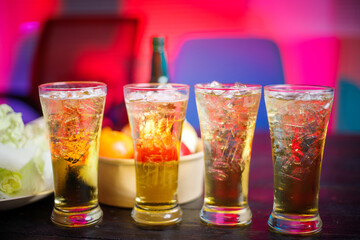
39 82 106 227
265 85 334 235
195 82 261 226
124 83 189 226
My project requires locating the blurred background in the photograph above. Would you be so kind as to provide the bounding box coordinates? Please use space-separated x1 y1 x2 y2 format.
0 0 359 134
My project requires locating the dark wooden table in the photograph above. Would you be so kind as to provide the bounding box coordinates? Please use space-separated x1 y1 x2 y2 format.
1 134 360 240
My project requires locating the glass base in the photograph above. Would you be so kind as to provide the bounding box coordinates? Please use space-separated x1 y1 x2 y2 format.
200 204 252 226
51 205 103 227
268 211 322 235
131 204 182 227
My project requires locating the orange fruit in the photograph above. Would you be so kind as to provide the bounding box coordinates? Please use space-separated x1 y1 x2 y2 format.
120 124 132 138
99 127 134 159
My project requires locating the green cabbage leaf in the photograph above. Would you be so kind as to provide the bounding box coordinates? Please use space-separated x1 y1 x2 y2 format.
0 104 53 199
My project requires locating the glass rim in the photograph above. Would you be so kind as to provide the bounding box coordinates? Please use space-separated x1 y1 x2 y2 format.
124 83 189 91
194 83 261 91
264 84 334 93
39 81 107 91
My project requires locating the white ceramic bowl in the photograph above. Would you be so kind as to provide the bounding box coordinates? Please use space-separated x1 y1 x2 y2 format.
98 149 204 208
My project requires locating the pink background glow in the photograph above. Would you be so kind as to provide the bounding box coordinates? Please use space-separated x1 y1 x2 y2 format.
1 0 359 132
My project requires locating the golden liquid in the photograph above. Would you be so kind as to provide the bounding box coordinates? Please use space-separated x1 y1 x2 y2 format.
204 152 251 207
126 97 187 210
196 90 261 208
40 94 105 211
135 160 178 208
266 95 333 215
272 150 322 214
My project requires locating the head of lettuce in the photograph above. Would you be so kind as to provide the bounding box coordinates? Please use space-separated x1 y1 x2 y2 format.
0 104 53 199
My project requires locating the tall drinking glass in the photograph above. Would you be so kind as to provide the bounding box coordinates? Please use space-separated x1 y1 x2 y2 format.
124 83 189 226
265 84 334 235
39 82 106 227
195 82 261 226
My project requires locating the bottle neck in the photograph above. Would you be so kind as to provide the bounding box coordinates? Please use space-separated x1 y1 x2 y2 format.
153 45 165 52
150 46 168 84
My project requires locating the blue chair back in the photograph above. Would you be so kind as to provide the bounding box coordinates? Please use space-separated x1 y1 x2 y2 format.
172 38 285 133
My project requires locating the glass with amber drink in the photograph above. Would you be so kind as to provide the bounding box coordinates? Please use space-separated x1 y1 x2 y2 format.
265 84 334 235
124 83 189 226
195 82 261 226
39 81 106 227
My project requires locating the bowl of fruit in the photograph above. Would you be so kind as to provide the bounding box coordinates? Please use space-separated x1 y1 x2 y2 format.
98 121 203 208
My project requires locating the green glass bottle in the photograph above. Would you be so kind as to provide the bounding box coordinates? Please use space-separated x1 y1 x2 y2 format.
150 37 169 84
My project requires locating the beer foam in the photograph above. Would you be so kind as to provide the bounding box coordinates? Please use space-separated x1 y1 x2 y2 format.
196 81 260 97
126 90 188 103
40 88 106 99
265 91 333 101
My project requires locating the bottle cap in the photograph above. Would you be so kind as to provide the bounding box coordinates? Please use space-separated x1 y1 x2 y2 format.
152 36 165 50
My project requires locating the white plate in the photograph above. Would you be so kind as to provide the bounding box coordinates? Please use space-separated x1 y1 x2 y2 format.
0 190 53 211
